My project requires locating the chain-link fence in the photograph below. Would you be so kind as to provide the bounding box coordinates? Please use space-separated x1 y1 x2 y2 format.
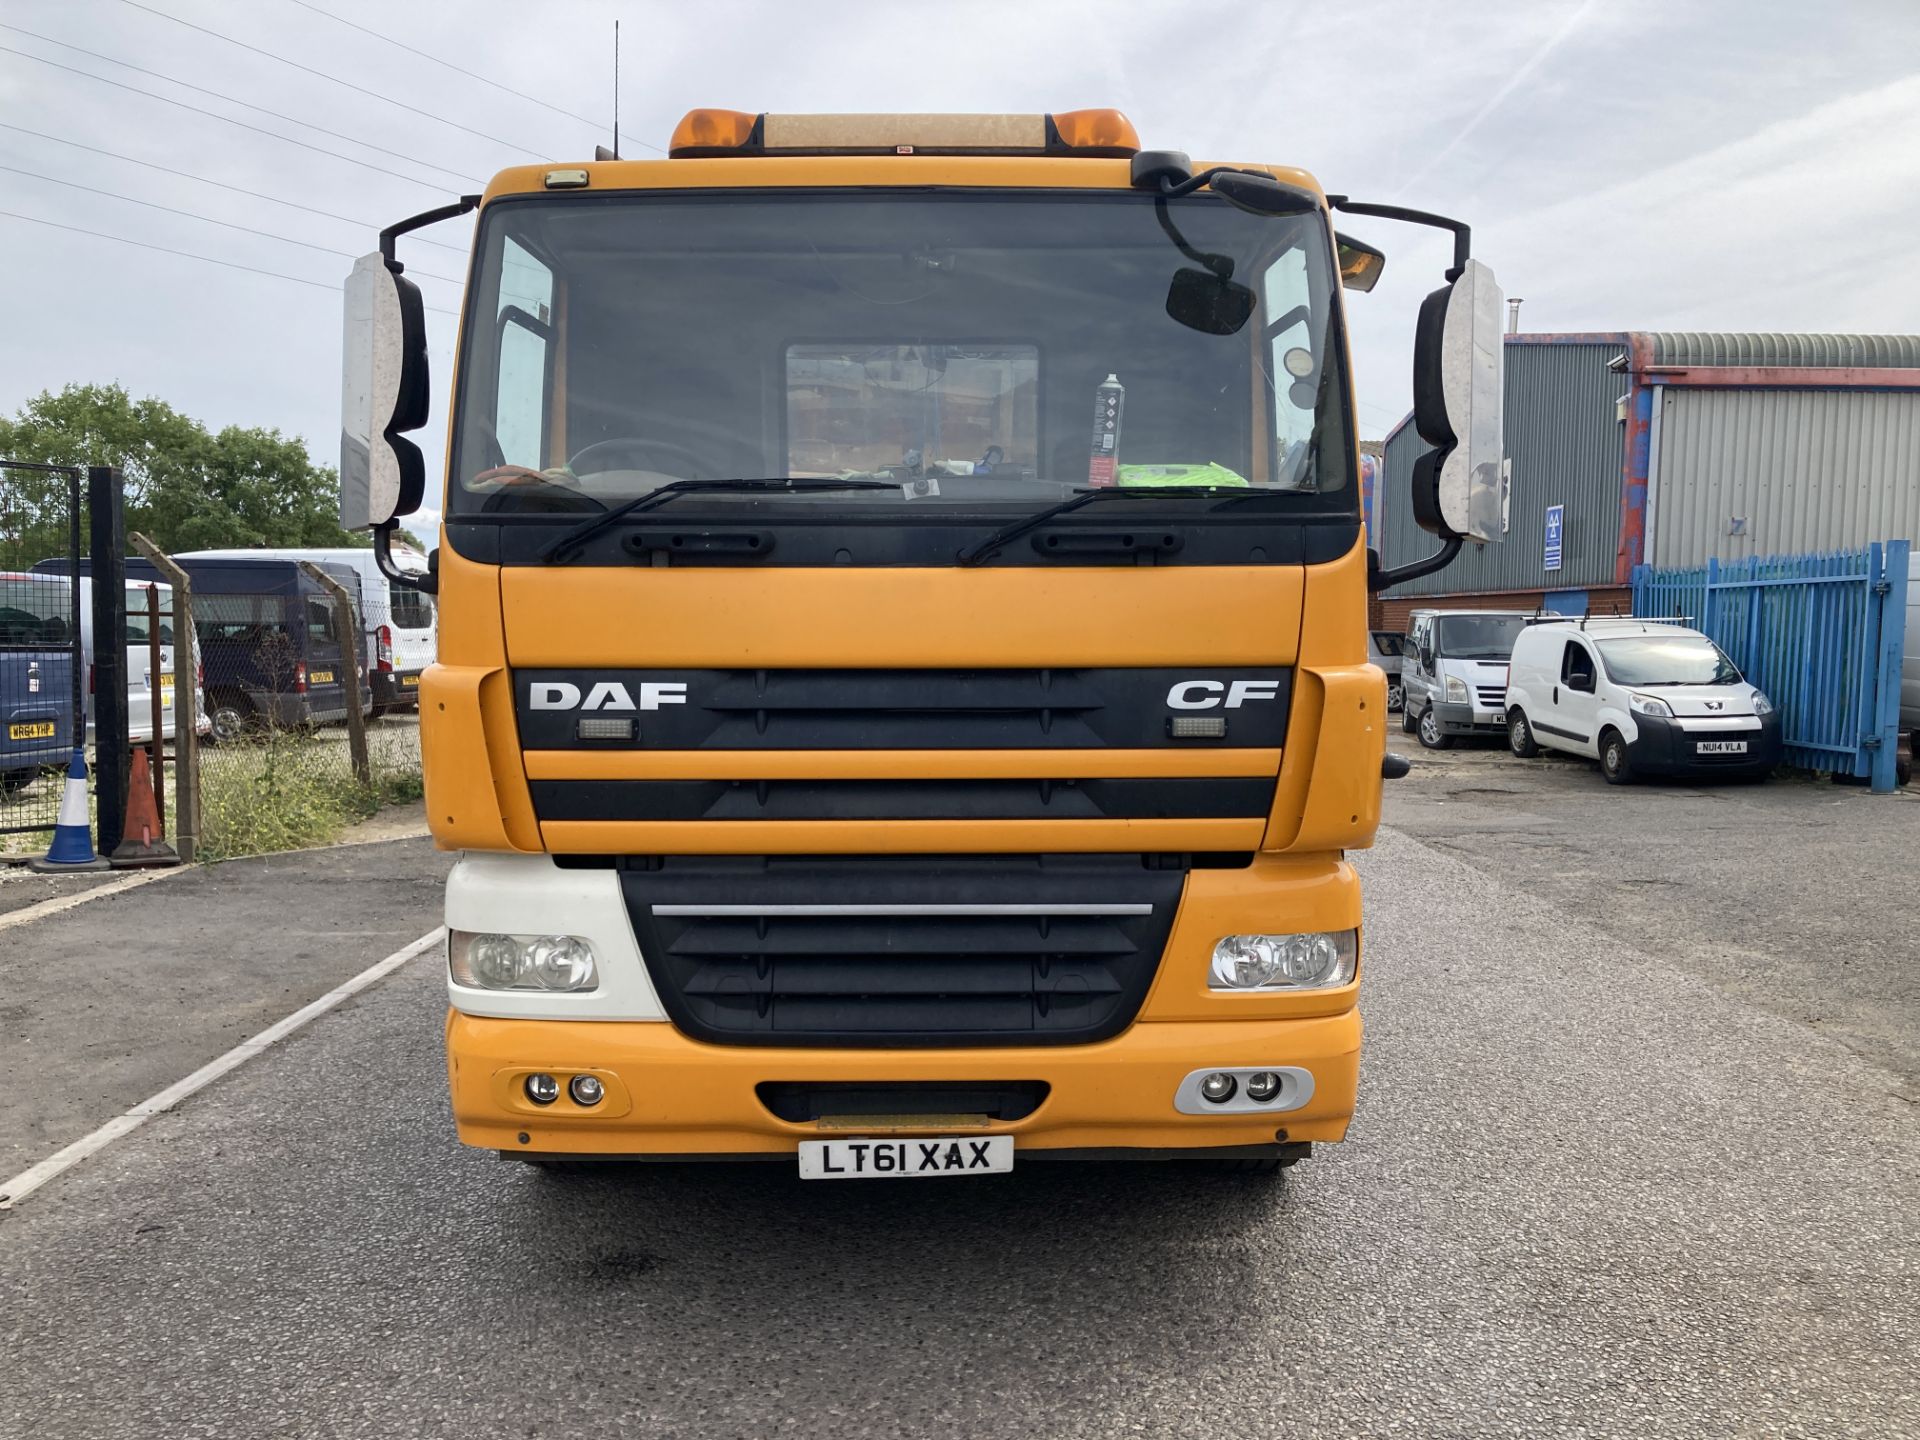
0 460 84 853
172 553 423 859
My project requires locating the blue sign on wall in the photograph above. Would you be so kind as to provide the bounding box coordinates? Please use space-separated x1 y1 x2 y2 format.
1544 504 1565 573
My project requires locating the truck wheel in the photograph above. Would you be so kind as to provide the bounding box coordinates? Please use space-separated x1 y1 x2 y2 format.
1508 709 1540 757
1600 729 1635 785
1417 706 1453 750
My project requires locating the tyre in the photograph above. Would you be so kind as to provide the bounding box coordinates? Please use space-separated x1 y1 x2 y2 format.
1400 702 1418 735
1417 706 1453 750
1600 728 1634 785
0 769 32 797
1508 708 1540 758
207 696 252 745
1386 680 1405 713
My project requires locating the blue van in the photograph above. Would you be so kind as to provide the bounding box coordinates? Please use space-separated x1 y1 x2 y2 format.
0 571 79 794
35 556 363 744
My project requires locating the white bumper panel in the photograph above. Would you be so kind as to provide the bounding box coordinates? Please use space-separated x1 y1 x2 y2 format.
444 852 668 1021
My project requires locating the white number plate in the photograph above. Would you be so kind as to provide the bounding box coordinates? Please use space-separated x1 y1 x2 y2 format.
798 1135 1012 1180
1696 740 1748 755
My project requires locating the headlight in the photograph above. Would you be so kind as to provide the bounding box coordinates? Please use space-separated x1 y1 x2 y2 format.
448 931 599 992
1628 693 1672 717
1209 931 1357 991
1444 675 1469 703
1752 691 1773 716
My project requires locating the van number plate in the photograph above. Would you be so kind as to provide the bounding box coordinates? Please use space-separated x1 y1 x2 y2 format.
798 1135 1013 1180
308 670 335 684
8 721 55 740
402 674 421 688
1696 740 1747 755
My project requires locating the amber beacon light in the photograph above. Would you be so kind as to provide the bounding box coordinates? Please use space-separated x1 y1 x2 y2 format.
667 108 1141 158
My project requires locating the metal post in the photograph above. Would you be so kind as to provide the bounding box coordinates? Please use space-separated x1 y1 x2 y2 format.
88 465 129 853
130 534 198 862
298 561 370 787
146 584 165 834
65 467 83 755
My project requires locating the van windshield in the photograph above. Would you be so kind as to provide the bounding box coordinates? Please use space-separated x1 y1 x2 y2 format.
1435 615 1526 660
1598 635 1742 686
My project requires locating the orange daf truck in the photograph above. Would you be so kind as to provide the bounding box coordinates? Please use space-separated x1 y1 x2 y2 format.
340 109 1506 1180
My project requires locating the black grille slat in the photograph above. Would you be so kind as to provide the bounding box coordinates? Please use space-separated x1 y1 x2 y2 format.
531 777 1273 823
621 856 1184 1048
667 917 1138 957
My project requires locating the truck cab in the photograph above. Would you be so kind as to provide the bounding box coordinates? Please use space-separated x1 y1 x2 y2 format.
342 110 1508 1178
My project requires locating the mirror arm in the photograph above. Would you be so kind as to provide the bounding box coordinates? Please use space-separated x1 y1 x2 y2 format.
380 194 482 269
373 521 436 596
1368 537 1463 593
1325 196 1471 280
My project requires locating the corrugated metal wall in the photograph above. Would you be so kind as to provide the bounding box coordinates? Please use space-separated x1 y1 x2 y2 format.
1376 339 1626 596
1648 333 1920 367
1650 388 1920 564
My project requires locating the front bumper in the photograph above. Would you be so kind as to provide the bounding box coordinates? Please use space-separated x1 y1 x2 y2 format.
447 1008 1361 1157
1627 712 1783 775
1430 700 1505 736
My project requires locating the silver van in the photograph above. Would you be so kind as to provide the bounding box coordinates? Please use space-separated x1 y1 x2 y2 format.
1401 609 1532 749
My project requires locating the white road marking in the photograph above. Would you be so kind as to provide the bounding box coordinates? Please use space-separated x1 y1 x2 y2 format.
0 926 446 1211
0 868 182 936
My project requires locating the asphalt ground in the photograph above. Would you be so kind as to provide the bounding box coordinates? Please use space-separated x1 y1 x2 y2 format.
1 818 1914 1436
0 837 451 1176
1389 735 1920 1097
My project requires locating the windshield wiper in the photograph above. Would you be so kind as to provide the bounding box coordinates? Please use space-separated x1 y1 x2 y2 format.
955 486 1248 566
540 478 899 563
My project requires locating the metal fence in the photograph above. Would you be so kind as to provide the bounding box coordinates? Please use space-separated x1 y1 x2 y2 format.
1632 542 1911 791
0 460 85 844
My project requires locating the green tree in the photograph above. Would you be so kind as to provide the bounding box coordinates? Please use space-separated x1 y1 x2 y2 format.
0 383 371 564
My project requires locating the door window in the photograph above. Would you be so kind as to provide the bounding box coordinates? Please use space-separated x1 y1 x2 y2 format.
1560 640 1596 693
493 237 555 468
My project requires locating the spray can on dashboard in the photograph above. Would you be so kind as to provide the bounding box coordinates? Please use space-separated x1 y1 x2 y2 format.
1087 373 1125 487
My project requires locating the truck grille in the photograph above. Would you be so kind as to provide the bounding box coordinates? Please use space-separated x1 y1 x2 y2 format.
620 856 1184 1047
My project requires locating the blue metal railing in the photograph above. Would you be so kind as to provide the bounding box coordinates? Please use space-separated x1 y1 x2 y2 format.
1631 542 1911 792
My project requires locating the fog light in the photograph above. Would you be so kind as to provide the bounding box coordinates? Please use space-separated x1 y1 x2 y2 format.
525 1073 559 1105
569 1074 604 1106
1199 1072 1237 1104
1244 1071 1281 1103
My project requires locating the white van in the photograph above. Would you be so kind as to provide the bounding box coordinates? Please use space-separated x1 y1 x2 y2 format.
26 574 210 744
179 546 435 714
1504 618 1783 784
1401 609 1532 749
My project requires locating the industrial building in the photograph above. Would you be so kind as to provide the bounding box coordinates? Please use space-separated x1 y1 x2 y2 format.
1371 332 1920 631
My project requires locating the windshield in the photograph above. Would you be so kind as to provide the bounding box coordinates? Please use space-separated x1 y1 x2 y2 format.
449 189 1352 518
1598 635 1742 686
1435 615 1526 660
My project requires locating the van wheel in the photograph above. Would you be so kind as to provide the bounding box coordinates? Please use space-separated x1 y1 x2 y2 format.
1417 706 1453 750
1600 729 1635 785
1508 709 1540 757
1400 703 1418 735
1386 680 1405 712
207 697 251 745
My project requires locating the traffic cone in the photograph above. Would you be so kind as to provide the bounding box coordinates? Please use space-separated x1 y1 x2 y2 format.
29 750 111 873
110 746 179 869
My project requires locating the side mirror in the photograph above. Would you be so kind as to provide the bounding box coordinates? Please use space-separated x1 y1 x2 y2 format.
1208 170 1320 218
1165 267 1257 335
339 253 429 531
1410 258 1505 542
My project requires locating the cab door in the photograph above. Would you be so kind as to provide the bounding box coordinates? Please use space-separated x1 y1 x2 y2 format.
1554 637 1602 756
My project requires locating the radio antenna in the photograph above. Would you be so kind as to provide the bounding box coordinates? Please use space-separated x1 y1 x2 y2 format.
612 20 620 159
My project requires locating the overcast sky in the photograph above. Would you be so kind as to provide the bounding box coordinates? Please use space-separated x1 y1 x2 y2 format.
4 0 1919 532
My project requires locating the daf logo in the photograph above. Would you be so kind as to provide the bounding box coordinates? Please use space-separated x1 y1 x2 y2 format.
530 681 688 711
1704 700 1724 711
1165 679 1282 710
